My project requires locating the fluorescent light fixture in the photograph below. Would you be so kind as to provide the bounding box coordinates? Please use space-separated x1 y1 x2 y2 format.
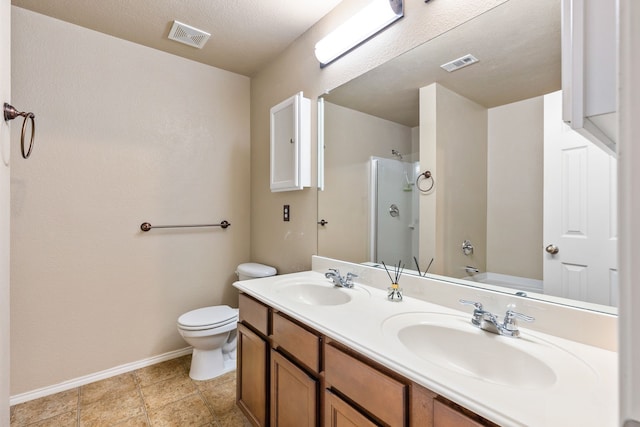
315 0 404 67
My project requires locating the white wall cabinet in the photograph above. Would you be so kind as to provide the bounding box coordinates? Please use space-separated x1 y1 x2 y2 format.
562 0 618 154
270 91 311 192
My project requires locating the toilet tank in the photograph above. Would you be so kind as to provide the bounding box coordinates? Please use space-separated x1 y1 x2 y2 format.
236 263 277 281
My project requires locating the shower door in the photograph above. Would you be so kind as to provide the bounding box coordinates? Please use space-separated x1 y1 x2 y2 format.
369 157 419 267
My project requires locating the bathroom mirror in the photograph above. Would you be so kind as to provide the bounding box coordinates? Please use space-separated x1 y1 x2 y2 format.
317 0 618 313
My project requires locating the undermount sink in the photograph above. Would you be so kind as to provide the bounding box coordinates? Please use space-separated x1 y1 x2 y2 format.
275 280 368 306
382 312 596 390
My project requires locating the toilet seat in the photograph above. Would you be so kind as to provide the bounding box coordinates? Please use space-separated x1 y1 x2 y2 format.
178 305 239 331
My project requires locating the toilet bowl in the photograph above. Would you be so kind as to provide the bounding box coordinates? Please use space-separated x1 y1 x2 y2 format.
177 262 276 380
177 305 239 380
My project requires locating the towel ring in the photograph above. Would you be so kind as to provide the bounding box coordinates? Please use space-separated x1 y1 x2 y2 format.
4 103 36 159
416 170 434 192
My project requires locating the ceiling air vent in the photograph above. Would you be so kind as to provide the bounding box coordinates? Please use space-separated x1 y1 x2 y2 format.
440 54 479 72
168 21 211 49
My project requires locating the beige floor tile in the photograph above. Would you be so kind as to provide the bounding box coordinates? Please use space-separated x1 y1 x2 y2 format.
197 371 236 388
10 388 79 426
81 372 137 406
28 410 78 427
215 406 253 427
135 359 187 387
199 379 237 416
112 414 150 426
10 358 240 427
176 354 192 369
79 388 145 427
147 394 213 427
140 373 197 411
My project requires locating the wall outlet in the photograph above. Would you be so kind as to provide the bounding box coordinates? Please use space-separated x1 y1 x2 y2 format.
283 205 290 221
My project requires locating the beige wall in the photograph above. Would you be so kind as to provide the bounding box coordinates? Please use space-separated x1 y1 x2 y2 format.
487 97 543 279
318 102 413 263
1 0 11 421
420 83 488 278
249 0 507 273
10 8 250 394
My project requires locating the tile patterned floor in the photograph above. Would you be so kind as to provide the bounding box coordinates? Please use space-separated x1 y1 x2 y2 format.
10 355 253 427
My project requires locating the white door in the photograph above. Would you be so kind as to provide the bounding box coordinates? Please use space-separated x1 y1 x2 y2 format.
543 91 618 306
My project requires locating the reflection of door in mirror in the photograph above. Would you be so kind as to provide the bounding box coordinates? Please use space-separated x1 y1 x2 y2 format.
543 91 618 306
318 102 417 264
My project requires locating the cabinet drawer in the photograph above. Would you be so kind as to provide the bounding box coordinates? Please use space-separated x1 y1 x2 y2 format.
239 293 269 336
324 344 407 427
271 311 321 374
433 400 494 427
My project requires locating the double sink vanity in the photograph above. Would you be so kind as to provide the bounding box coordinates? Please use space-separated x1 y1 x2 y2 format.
233 256 617 426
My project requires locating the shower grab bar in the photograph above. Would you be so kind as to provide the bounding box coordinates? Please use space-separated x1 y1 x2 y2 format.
140 220 230 232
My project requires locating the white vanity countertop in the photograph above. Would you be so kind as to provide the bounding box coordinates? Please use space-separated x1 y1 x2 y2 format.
233 271 618 427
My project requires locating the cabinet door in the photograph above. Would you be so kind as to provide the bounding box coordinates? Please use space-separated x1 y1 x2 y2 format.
270 92 310 192
237 323 269 427
324 390 379 427
271 350 318 427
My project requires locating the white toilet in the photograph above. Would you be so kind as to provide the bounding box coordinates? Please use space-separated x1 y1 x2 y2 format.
177 262 276 380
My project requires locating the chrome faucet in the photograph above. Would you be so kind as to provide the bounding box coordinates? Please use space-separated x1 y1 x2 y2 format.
325 269 357 288
459 300 534 338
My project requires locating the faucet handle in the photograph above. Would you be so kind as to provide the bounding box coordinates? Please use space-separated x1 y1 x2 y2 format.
459 299 483 311
459 299 484 326
502 309 535 332
345 272 358 287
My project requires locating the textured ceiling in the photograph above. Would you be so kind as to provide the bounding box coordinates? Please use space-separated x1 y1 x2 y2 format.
11 0 343 76
325 0 561 127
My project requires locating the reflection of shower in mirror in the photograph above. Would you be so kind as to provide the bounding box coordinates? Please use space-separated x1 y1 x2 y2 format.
369 157 420 268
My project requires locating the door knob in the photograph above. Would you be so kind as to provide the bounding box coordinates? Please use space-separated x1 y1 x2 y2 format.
545 244 559 254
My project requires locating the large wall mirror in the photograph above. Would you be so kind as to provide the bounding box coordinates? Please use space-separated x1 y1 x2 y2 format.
317 0 618 314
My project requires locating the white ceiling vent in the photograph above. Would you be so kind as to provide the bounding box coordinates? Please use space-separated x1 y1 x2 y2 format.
440 54 479 72
168 21 211 49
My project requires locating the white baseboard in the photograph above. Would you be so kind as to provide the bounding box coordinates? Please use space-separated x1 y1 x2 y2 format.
10 347 193 405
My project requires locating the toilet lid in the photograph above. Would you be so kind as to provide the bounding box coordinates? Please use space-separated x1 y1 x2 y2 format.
178 306 238 331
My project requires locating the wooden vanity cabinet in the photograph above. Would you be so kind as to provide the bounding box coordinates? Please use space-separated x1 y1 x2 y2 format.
237 293 498 427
